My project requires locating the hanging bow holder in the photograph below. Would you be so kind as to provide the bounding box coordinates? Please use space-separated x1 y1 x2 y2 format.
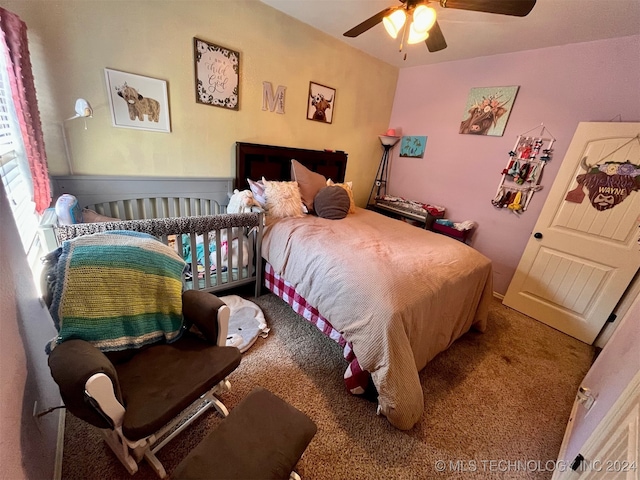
492 123 556 213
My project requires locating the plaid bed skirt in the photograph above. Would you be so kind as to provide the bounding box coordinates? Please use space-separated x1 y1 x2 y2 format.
264 263 371 395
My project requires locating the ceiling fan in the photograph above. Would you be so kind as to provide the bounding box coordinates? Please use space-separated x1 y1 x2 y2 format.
343 0 537 53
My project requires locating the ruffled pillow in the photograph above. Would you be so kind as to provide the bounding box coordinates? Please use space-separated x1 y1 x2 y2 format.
263 178 305 219
326 179 356 213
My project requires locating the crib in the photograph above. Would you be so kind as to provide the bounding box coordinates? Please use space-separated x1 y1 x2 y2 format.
39 175 264 296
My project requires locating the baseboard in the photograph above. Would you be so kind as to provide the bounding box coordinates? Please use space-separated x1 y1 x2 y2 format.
54 409 65 480
493 291 504 301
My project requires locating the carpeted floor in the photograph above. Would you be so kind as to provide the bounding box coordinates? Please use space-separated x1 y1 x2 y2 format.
61 294 595 479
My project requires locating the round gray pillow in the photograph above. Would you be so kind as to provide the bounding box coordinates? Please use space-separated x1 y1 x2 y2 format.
314 186 350 220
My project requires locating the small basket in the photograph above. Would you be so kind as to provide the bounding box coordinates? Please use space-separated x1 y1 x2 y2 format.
432 223 473 242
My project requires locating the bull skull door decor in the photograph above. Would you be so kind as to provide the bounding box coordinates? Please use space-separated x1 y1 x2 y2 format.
564 135 640 211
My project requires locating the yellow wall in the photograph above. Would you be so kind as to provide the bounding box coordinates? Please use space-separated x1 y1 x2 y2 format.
3 0 398 206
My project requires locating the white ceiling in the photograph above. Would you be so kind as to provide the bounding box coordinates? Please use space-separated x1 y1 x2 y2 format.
260 0 640 68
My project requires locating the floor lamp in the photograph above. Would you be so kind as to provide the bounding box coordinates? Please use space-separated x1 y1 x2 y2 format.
368 133 400 206
61 98 93 175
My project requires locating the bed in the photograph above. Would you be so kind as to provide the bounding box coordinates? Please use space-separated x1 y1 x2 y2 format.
236 142 494 430
40 175 264 296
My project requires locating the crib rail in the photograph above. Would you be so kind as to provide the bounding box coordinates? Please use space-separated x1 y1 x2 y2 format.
90 197 223 220
50 175 231 214
54 213 264 296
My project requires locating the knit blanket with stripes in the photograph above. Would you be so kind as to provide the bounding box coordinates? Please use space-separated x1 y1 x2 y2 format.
47 231 186 353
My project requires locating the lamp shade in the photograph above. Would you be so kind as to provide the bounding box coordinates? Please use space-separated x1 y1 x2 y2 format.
412 5 437 33
74 98 93 118
407 24 430 44
383 9 406 39
378 135 400 146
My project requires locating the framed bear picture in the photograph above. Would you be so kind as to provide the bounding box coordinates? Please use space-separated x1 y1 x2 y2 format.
104 68 171 132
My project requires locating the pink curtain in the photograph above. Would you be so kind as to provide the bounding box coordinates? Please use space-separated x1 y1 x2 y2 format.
0 8 50 214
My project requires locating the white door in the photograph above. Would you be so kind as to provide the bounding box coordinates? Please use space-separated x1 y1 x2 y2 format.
503 122 640 343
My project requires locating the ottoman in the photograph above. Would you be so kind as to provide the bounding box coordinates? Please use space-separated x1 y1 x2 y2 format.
172 387 317 479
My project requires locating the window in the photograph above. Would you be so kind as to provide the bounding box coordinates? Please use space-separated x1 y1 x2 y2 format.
0 45 46 276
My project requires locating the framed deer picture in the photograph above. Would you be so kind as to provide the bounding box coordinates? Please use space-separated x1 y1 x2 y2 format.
307 82 335 124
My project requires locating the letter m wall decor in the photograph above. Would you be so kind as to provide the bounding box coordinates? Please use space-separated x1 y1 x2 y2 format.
262 82 286 114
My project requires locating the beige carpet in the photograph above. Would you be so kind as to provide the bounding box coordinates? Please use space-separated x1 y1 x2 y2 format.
61 294 595 480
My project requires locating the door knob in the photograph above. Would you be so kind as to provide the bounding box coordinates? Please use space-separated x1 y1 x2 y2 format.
534 232 543 239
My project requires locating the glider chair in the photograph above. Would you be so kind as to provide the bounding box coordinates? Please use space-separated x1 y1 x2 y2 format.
47 288 241 479
44 231 242 477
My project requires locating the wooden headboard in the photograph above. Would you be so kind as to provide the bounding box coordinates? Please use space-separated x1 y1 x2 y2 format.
235 142 348 190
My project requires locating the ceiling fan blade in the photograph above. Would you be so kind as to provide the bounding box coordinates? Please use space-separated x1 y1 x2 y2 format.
343 7 396 37
439 0 536 17
426 20 447 52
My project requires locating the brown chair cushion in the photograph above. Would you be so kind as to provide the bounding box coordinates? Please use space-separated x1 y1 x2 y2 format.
314 186 350 220
48 339 122 429
117 335 241 440
182 290 227 344
172 387 317 479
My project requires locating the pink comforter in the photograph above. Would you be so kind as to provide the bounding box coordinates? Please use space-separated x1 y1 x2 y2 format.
262 207 493 429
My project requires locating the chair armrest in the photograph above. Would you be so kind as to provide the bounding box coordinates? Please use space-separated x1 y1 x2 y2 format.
48 339 122 429
182 290 230 347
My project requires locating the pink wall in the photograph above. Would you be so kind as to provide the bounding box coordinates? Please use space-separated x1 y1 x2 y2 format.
0 211 28 479
1 182 61 479
560 291 640 465
387 35 640 295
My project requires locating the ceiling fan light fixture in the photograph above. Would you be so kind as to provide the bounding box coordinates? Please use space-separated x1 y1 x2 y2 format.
382 9 406 39
407 23 429 44
412 5 437 33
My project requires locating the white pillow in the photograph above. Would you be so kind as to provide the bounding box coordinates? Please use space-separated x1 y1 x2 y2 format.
263 178 304 219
